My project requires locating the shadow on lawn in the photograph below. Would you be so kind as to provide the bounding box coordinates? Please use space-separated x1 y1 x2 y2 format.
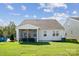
20 42 50 45
19 39 79 45
60 39 79 44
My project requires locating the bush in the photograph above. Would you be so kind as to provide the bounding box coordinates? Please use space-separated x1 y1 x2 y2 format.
65 39 78 43
10 34 15 42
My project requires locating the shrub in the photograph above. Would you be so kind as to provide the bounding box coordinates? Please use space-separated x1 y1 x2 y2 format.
10 34 15 42
65 39 78 43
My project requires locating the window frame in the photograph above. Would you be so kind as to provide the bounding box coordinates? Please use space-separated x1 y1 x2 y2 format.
52 31 59 36
56 31 59 36
52 31 55 36
43 31 47 37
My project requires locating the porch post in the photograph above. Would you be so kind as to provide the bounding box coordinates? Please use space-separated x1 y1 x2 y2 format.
37 28 38 42
16 29 19 41
27 29 29 41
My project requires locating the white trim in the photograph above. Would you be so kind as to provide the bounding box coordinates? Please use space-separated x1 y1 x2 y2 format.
16 29 19 41
17 24 39 29
37 28 38 42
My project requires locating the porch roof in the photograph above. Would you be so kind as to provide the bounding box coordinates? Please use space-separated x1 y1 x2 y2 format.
16 24 39 29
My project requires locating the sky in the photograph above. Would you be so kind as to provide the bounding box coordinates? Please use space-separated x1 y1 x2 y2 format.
0 3 79 26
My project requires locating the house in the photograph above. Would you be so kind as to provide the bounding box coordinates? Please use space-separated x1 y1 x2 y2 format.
64 16 79 39
16 19 65 42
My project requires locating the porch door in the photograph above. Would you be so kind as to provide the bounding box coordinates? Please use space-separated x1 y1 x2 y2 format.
27 29 37 42
28 31 31 38
28 29 34 38
23 31 27 38
28 29 37 39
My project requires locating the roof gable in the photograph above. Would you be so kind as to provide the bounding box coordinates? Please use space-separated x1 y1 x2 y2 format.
17 24 39 29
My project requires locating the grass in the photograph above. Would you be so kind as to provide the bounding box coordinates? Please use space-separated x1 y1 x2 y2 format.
0 40 79 56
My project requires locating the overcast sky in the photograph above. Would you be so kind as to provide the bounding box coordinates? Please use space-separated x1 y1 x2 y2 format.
0 3 79 26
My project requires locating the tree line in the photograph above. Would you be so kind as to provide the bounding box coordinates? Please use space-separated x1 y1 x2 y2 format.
0 21 16 41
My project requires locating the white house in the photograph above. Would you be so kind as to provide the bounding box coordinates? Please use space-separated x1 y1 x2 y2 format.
16 19 65 42
64 16 79 39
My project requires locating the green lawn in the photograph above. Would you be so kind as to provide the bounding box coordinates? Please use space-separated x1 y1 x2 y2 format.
0 41 79 56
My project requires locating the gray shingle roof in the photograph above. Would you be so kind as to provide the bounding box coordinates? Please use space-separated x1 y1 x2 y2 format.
18 19 64 30
71 16 79 21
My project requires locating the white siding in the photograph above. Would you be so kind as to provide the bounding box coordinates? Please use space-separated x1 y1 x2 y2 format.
64 18 79 39
38 29 65 42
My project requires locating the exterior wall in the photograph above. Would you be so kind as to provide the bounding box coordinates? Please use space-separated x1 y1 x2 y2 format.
38 29 65 42
64 18 79 39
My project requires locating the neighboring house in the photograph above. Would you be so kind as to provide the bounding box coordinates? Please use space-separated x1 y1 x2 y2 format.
64 16 79 39
16 19 65 42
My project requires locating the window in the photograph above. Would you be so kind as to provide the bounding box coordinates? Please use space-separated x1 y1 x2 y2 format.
44 33 47 36
43 31 47 37
56 31 59 36
52 31 59 36
65 33 67 36
52 31 55 36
